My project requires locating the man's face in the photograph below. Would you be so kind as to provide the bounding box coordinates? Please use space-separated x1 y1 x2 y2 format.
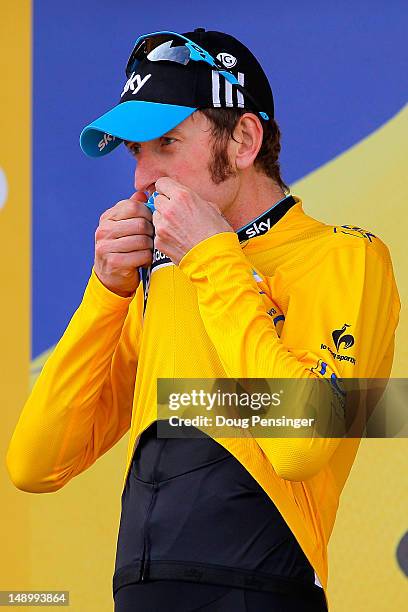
128 111 238 212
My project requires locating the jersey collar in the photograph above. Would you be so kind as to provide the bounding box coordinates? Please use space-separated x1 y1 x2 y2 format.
237 195 297 243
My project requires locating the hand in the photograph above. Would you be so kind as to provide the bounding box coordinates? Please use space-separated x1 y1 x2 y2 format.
152 177 234 265
94 192 154 297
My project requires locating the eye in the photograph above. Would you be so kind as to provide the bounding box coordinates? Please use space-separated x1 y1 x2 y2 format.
161 137 177 146
126 142 140 157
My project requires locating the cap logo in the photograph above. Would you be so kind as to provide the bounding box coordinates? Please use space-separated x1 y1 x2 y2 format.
98 133 116 152
216 53 237 68
212 70 245 108
121 72 152 98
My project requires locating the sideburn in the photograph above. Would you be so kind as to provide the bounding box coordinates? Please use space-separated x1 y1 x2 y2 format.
208 136 237 185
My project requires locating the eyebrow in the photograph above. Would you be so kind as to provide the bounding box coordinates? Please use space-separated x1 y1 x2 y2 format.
124 127 184 148
165 127 183 137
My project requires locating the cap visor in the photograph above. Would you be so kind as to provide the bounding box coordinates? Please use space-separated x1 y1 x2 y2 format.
80 101 197 157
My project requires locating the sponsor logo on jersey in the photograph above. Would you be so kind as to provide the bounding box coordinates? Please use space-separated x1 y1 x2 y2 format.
151 247 172 271
317 324 357 364
318 324 356 365
332 323 355 350
333 225 377 242
142 248 173 313
320 343 356 365
98 133 116 152
245 218 271 238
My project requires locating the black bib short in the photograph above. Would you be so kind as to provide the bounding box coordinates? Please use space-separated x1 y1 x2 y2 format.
113 421 328 611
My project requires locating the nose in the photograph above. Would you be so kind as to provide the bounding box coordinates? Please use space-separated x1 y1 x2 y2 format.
134 147 161 194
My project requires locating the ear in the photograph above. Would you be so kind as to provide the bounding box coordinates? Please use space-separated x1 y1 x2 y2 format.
232 113 263 171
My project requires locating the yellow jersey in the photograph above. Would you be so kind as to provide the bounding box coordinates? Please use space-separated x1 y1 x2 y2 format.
7 196 400 603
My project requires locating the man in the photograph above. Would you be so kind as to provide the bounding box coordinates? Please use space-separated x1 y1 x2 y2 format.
7 29 400 611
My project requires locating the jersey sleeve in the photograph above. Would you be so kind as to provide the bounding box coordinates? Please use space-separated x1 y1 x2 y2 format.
179 231 400 481
6 269 143 493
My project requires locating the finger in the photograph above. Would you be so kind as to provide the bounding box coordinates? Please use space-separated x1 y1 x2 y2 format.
150 194 169 213
102 198 153 222
98 218 154 240
102 234 154 253
105 249 153 269
151 208 162 228
155 176 184 199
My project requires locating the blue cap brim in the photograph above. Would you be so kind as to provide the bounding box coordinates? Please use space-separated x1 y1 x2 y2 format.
79 101 197 157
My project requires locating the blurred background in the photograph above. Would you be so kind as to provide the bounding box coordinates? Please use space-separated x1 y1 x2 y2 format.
1 1 407 610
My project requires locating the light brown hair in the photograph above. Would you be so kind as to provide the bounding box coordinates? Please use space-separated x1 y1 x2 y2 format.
200 108 289 193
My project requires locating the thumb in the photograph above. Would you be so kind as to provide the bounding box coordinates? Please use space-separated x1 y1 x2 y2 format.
129 191 147 203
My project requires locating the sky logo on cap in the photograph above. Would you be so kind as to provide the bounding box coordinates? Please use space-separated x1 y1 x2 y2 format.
98 133 116 152
121 72 152 98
